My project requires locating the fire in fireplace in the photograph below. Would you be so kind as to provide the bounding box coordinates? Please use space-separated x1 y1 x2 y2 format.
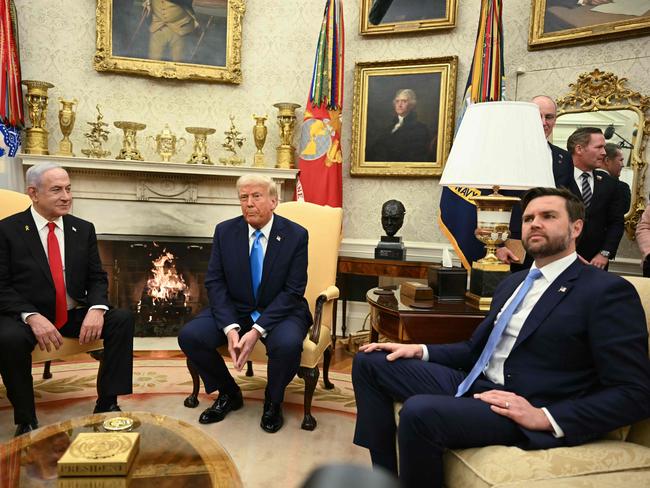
98 237 211 337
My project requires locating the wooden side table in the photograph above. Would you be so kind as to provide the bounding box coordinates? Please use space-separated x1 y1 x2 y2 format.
336 256 435 338
366 287 486 344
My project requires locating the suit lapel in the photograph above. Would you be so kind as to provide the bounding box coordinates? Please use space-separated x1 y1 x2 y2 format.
18 209 54 285
235 218 254 299
63 216 76 285
258 215 284 299
513 259 582 349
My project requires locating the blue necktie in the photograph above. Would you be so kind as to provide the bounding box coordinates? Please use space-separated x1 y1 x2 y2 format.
455 268 543 397
250 229 263 322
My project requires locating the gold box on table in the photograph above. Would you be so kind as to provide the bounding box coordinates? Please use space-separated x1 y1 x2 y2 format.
58 432 139 477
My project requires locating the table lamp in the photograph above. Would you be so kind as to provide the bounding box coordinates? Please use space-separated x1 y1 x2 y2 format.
439 101 555 309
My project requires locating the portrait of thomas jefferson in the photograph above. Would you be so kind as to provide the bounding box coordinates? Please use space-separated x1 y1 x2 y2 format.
111 0 228 67
364 72 441 164
368 0 447 25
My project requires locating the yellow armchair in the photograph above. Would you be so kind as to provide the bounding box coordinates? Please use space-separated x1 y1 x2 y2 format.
184 201 343 430
0 189 104 379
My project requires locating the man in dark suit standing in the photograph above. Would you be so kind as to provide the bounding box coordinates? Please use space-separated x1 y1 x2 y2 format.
178 174 311 433
566 127 625 268
0 163 134 437
352 187 650 488
598 143 631 214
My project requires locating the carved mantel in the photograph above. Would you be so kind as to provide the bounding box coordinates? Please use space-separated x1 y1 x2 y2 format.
20 154 298 238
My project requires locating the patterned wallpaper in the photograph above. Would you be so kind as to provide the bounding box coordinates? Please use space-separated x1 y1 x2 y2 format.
13 0 650 260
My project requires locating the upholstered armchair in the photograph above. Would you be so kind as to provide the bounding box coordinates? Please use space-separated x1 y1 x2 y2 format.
396 275 650 487
0 189 104 379
184 201 343 431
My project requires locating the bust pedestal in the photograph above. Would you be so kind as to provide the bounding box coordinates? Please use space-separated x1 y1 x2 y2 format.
375 235 406 260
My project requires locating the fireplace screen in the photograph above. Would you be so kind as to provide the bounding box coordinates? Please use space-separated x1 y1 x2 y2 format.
98 237 212 337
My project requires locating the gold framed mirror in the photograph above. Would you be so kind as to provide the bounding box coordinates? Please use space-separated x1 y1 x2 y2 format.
555 69 650 239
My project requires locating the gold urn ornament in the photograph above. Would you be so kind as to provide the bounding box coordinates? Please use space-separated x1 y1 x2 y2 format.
252 114 268 168
114 121 146 161
186 127 216 164
81 105 111 158
56 98 78 156
273 102 300 169
149 124 186 162
22 80 55 155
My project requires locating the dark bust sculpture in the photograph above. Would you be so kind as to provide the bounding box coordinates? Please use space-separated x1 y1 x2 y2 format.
381 199 406 237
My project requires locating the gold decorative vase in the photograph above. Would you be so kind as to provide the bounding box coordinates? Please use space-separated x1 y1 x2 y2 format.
273 102 301 169
149 124 186 162
22 80 55 155
56 98 78 156
252 114 268 168
114 121 146 161
186 127 216 164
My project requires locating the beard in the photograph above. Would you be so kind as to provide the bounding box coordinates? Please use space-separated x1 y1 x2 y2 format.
523 225 572 259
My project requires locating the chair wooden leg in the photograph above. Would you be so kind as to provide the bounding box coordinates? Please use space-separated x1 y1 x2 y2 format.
297 365 319 431
246 360 254 377
322 346 334 390
42 360 52 380
184 358 201 408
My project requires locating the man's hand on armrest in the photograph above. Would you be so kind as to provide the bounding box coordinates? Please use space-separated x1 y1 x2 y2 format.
496 245 520 264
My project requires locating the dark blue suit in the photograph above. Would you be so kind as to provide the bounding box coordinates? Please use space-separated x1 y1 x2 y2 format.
178 214 311 403
353 260 650 487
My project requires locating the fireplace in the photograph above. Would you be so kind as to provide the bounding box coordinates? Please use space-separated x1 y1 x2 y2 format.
98 236 211 337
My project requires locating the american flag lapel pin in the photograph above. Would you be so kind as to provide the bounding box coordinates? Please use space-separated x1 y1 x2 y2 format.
24 225 30 231
596 174 602 181
559 286 567 293
72 226 77 232
276 235 281 241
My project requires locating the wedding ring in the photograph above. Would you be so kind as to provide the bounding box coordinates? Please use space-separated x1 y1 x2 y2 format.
505 401 510 409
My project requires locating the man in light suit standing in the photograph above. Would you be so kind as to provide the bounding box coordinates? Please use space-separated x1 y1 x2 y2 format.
0 163 134 437
352 187 650 488
179 174 311 433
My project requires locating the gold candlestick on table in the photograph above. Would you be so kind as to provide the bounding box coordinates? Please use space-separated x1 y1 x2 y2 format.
186 127 216 164
219 115 246 166
252 114 268 168
22 80 55 155
56 98 78 156
114 121 146 160
81 105 111 158
149 124 186 162
273 102 300 169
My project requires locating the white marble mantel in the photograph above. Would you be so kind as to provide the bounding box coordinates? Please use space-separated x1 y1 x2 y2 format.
20 154 298 238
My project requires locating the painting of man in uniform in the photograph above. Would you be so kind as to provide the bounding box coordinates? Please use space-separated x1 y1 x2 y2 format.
111 0 228 67
543 0 650 34
368 0 447 25
364 72 441 163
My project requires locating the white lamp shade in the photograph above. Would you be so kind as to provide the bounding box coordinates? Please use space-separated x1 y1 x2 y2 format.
440 101 555 190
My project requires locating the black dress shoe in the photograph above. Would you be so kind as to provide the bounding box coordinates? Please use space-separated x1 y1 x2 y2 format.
260 400 283 433
199 390 244 424
14 422 38 437
93 403 122 414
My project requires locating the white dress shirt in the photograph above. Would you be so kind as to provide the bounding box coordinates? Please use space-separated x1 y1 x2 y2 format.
223 215 274 337
391 115 404 133
22 207 107 324
421 252 577 437
573 166 594 194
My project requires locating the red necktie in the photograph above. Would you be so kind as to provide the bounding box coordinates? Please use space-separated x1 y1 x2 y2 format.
47 222 68 329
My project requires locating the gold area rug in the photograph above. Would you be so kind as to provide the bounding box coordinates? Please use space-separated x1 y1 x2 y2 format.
0 358 356 414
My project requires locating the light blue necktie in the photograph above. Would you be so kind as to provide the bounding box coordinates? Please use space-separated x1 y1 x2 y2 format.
250 229 263 322
455 268 543 397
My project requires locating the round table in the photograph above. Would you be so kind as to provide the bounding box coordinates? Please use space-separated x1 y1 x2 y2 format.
0 411 242 487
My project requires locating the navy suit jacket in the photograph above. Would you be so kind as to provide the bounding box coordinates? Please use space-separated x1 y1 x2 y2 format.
426 260 650 449
204 214 312 333
0 209 109 323
568 170 625 260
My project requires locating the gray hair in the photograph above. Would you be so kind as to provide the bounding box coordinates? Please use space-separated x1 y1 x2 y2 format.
395 89 417 107
25 163 65 189
531 95 557 111
236 174 278 199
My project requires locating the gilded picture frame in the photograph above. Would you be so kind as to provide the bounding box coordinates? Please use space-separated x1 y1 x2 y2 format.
94 0 245 84
350 57 457 177
529 0 650 50
360 0 457 36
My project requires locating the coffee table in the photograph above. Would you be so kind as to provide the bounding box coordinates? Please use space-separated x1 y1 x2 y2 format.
0 411 242 487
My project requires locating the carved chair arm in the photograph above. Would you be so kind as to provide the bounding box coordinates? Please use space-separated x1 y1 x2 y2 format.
308 285 339 344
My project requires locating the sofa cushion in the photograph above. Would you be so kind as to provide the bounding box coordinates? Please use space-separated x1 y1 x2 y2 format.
494 471 650 487
445 440 650 488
